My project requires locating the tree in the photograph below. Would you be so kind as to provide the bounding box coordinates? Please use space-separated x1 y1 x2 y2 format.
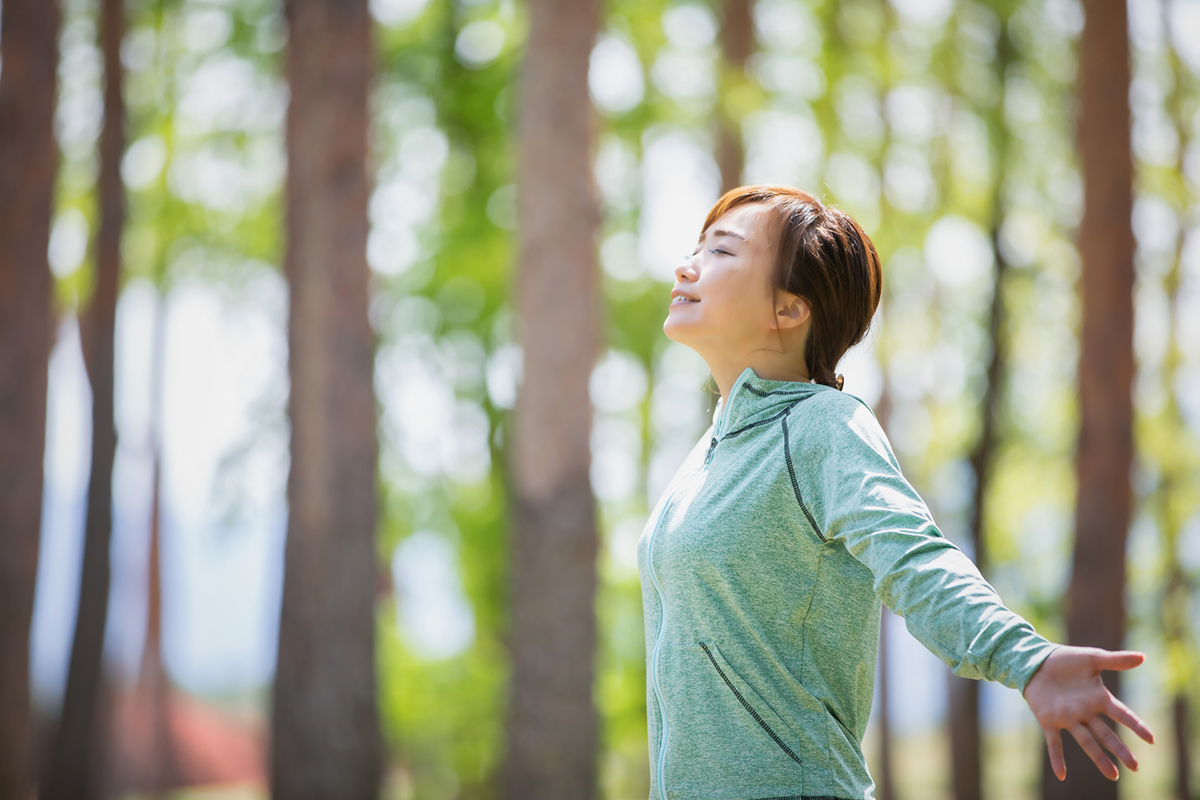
270 0 382 797
0 0 61 796
1043 0 1135 796
947 11 1018 800
42 0 127 795
716 0 752 195
500 0 603 796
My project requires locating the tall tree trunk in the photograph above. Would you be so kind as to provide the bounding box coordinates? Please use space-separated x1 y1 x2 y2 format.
873 386 898 800
1157 10 1195 797
716 0 752 194
1043 0 1134 797
0 0 61 796
860 0 900 795
42 0 125 796
501 0 602 798
270 0 381 797
139 287 177 797
948 20 1017 800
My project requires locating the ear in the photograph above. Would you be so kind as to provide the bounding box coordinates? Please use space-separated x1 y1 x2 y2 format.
769 292 810 331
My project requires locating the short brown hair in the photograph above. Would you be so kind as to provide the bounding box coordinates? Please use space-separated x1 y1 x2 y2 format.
702 184 883 391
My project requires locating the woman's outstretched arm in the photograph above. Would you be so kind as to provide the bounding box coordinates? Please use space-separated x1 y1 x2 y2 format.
1022 646 1155 781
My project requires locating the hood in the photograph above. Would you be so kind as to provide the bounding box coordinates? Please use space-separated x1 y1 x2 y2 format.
710 365 835 437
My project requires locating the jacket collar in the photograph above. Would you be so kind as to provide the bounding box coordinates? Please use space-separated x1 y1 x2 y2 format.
711 365 833 438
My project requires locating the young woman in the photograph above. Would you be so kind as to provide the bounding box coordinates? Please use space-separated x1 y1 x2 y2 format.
638 184 1155 800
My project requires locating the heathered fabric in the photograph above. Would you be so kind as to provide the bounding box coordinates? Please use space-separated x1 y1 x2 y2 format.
637 365 1060 800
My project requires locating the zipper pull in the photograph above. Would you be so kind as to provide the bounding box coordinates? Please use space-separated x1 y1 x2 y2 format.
704 436 718 466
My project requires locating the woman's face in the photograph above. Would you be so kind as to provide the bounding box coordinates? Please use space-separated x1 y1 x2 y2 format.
664 203 792 355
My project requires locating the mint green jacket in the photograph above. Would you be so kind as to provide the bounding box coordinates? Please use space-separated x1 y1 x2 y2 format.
637 366 1059 800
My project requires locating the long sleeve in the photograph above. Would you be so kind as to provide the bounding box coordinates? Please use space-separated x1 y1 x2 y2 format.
796 392 1059 693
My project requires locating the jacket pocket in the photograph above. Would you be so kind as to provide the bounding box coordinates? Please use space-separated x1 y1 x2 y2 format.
699 642 802 766
660 641 807 800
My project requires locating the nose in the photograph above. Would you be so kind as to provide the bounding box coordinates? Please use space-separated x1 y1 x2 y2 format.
675 256 697 282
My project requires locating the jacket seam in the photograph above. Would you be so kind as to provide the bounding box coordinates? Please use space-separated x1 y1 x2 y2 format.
697 642 803 767
743 382 825 398
781 416 827 543
723 399 805 440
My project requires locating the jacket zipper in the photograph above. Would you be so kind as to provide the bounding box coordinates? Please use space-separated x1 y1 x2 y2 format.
645 379 743 800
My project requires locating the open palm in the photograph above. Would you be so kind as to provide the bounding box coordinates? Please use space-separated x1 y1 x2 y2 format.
1022 646 1156 781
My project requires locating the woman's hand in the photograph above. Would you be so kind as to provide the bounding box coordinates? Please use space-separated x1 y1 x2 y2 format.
1022 646 1155 781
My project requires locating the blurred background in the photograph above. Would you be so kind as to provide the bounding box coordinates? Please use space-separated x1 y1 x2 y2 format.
0 0 1198 798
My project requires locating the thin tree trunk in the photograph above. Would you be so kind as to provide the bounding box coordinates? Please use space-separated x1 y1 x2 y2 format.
139 287 177 797
1158 9 1195 798
1043 0 1134 797
42 0 125 796
947 21 1018 800
501 0 602 798
873 385 898 800
0 0 61 795
716 0 752 194
861 0 900 794
270 0 381 797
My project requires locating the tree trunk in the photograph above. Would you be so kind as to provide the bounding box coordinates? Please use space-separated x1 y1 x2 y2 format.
42 0 125 796
139 289 178 797
716 0 752 194
0 0 61 796
873 385 898 800
948 22 1017 800
501 0 602 798
1158 8 1196 798
270 0 381 797
1043 0 1134 798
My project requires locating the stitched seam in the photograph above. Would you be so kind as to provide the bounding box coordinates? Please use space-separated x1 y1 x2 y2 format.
744 382 827 399
725 405 795 439
725 392 821 440
781 417 827 543
698 642 802 767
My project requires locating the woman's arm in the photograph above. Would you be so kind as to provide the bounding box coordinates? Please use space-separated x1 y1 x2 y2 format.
1022 646 1155 781
795 393 1057 690
794 393 1155 779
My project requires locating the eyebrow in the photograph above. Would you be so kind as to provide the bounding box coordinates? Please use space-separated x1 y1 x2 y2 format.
699 228 747 243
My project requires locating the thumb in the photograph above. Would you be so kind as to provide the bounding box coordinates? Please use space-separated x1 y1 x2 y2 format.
1094 650 1145 672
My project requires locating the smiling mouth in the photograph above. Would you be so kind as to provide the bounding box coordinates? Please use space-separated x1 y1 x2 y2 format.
671 297 699 305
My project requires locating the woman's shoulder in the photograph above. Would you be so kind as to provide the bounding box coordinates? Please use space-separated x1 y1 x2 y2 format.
787 387 895 461
788 384 879 428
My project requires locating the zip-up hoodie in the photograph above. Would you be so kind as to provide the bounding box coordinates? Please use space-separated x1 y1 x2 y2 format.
637 365 1059 800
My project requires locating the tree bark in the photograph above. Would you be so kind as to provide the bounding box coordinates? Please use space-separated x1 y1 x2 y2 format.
948 21 1018 800
270 0 381 798
0 0 61 796
873 386 899 800
42 0 125 796
501 0 603 798
1158 8 1196 798
1043 0 1134 797
716 0 752 194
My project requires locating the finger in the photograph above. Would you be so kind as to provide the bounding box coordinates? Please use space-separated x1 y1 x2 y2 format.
1093 650 1146 672
1106 695 1156 744
1069 723 1118 781
1044 727 1066 781
1087 718 1137 772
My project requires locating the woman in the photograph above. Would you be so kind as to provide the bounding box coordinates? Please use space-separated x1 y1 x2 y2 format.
638 184 1155 800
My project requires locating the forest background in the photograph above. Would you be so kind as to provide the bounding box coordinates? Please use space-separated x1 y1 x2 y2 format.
0 0 1198 798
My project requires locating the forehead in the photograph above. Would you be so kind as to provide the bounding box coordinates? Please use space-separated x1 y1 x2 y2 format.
702 203 774 246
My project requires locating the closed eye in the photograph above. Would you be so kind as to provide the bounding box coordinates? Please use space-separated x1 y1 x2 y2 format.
709 248 730 255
